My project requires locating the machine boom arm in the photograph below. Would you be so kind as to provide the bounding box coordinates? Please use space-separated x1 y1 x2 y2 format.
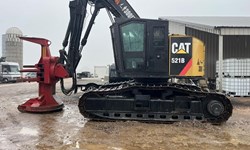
94 0 139 19
59 0 139 94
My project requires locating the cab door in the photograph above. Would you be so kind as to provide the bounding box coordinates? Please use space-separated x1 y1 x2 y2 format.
147 21 169 74
120 22 146 71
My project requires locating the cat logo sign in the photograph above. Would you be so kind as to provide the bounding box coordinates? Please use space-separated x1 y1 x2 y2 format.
171 42 191 54
169 35 205 77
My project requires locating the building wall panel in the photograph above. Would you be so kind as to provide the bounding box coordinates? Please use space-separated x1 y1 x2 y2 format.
168 22 185 35
221 28 250 35
223 35 250 59
186 27 219 79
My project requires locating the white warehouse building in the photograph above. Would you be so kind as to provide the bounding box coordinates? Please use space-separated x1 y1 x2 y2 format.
160 17 250 96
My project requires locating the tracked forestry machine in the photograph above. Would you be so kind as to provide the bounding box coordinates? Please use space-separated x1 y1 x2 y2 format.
18 0 232 124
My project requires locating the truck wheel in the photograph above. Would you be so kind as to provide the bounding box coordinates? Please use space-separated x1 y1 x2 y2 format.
3 78 8 83
85 83 99 91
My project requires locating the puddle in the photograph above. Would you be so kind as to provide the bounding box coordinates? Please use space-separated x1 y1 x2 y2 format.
19 127 38 136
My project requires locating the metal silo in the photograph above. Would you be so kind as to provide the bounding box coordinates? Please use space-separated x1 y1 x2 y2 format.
2 27 23 69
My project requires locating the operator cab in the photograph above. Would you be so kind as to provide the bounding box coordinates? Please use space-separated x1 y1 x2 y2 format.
110 19 169 81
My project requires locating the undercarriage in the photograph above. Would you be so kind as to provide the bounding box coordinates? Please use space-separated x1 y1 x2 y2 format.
79 80 233 124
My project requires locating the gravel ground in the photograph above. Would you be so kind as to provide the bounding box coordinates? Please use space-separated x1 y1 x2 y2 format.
0 81 250 150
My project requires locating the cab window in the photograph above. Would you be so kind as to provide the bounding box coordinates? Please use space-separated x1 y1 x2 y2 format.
121 23 145 52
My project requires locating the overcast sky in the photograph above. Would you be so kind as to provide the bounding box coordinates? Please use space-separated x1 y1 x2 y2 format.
1 0 250 72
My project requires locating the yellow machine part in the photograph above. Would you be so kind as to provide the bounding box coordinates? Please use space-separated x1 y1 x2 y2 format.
185 37 205 76
169 35 205 77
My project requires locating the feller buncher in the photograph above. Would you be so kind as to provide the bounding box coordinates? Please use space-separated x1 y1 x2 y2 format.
18 0 232 124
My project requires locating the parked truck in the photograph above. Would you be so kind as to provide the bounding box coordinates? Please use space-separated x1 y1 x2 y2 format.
0 62 21 83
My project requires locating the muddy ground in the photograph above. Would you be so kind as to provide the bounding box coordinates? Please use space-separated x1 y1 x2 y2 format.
0 81 250 150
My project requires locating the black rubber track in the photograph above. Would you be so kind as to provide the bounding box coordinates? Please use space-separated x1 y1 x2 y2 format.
79 81 233 124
